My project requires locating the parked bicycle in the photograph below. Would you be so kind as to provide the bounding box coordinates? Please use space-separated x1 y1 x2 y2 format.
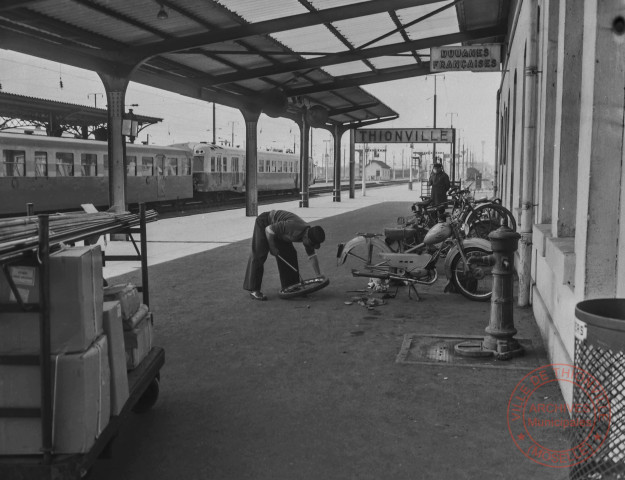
390 186 516 252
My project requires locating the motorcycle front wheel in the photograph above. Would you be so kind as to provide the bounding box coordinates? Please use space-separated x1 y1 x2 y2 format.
450 246 493 302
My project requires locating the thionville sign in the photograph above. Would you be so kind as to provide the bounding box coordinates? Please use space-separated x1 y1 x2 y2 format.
430 44 501 72
354 128 454 144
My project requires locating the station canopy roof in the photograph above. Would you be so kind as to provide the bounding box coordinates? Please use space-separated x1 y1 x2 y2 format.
0 91 161 133
0 0 509 128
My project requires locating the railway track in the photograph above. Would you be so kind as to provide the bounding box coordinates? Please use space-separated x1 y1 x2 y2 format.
153 179 408 219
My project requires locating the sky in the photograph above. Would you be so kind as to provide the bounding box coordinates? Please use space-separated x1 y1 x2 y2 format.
0 49 501 173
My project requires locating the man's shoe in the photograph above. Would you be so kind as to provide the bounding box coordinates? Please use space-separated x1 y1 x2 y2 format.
249 291 267 301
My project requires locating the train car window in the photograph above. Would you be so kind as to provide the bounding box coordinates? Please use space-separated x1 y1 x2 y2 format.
271 160 276 173
126 156 137 176
265 160 270 172
258 158 264 173
210 156 216 172
166 157 178 176
277 161 283 173
232 157 239 173
222 157 228 172
180 157 191 175
295 161 299 173
81 153 98 176
56 152 74 176
192 155 204 173
35 151 48 177
140 156 154 176
1 150 26 177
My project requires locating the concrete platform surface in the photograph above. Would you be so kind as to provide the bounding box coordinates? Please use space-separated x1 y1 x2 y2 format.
91 185 570 480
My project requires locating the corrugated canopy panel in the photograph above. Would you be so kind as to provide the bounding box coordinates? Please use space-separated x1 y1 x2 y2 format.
398 3 460 40
0 0 511 128
218 0 310 24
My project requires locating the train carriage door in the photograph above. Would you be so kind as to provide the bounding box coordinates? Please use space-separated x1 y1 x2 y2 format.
215 153 222 186
156 154 166 199
232 156 240 186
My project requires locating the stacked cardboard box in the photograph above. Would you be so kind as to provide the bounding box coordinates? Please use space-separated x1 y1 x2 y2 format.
102 302 130 416
0 246 103 354
104 284 153 370
0 246 111 455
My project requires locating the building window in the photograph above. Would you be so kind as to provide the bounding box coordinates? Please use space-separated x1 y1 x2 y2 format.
35 151 48 177
1 150 26 177
81 153 98 176
56 152 74 176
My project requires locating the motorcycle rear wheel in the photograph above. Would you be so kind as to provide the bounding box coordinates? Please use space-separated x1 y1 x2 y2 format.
450 246 493 302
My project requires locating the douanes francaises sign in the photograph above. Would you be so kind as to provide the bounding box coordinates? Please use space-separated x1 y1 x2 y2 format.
430 44 501 72
354 128 454 144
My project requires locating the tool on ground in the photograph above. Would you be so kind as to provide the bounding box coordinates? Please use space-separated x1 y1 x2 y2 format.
277 254 304 283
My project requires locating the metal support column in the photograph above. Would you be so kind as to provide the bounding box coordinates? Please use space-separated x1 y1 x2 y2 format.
332 124 344 202
99 73 131 213
349 129 356 199
299 111 310 207
243 109 261 216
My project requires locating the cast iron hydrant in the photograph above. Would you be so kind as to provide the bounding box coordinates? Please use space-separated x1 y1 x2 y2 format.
482 225 523 359
455 224 524 360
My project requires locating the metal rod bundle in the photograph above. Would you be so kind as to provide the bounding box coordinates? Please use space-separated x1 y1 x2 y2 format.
0 210 158 262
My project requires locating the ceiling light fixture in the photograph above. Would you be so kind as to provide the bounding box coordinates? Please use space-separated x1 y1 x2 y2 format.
157 4 168 20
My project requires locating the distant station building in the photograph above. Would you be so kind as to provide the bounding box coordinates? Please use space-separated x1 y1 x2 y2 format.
364 160 392 181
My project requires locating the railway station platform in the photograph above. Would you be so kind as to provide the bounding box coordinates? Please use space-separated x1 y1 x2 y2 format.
93 184 569 480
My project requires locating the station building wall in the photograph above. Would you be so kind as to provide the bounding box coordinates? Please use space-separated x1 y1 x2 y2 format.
497 0 625 403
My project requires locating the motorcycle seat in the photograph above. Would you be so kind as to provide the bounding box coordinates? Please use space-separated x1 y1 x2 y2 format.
384 227 418 241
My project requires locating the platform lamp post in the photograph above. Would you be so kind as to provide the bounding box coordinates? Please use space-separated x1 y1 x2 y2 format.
122 107 139 144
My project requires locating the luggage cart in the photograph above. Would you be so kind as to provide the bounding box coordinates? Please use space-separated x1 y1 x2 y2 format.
0 205 164 480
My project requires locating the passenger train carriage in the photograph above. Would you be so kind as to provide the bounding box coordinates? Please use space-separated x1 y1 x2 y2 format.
172 142 311 203
0 133 312 216
0 133 192 216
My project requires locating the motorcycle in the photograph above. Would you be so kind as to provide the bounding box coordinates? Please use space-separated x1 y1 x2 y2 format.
336 216 494 302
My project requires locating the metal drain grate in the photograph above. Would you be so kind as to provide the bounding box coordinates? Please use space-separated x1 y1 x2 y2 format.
396 334 544 371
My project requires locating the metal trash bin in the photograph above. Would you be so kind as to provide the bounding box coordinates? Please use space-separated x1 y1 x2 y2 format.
570 299 625 479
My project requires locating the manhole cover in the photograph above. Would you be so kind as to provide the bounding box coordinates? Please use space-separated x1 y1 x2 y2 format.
396 334 546 370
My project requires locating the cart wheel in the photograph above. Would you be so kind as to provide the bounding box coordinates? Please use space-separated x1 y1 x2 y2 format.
132 377 160 414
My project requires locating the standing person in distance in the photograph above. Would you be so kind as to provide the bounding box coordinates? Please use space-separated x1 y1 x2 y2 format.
428 158 451 221
243 210 326 301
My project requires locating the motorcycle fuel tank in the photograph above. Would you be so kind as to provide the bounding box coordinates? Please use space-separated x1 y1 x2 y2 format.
423 222 452 245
